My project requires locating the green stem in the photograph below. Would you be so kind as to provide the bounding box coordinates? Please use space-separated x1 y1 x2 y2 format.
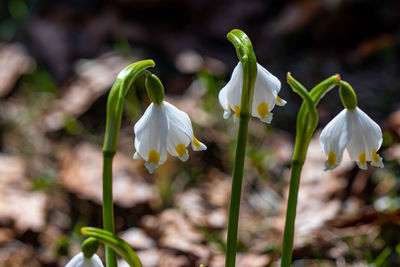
103 153 117 266
224 29 257 267
281 161 304 267
225 114 250 267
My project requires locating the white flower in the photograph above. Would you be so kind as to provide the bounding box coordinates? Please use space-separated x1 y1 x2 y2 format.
320 107 384 170
65 252 104 267
133 101 206 173
219 62 286 123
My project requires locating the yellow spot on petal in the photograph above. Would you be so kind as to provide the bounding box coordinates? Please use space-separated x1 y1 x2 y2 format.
327 151 337 166
176 144 186 157
147 150 160 165
193 135 200 148
372 149 380 163
277 96 282 104
228 104 231 110
234 105 240 118
256 102 270 119
358 152 366 165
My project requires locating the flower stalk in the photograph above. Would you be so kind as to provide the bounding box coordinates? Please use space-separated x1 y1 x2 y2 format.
281 73 340 266
102 60 155 267
225 29 257 267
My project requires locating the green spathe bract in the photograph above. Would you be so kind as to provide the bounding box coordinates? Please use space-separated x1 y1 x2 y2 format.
339 80 358 111
81 237 99 259
145 73 165 105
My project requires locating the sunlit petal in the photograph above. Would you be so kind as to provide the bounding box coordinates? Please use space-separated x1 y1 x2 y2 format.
276 95 287 106
65 252 104 267
164 102 193 161
219 61 285 123
134 100 206 172
133 103 168 173
319 109 351 170
192 135 207 151
346 107 383 169
219 62 243 119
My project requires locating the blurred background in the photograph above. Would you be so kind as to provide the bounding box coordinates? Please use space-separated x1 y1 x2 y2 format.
1 0 400 266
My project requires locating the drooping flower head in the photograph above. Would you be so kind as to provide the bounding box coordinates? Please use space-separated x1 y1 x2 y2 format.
320 81 383 170
219 62 286 123
65 252 104 267
133 74 206 173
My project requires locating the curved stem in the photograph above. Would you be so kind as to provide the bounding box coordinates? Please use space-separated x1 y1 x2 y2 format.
224 29 257 267
102 60 155 267
82 227 142 267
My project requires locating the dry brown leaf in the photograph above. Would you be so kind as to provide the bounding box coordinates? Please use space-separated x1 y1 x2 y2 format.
0 154 47 232
174 169 234 229
274 132 353 248
159 253 191 267
0 241 41 267
386 109 400 138
141 209 210 262
209 253 270 267
0 228 14 244
120 227 156 250
269 1 323 35
0 43 36 97
38 53 134 132
58 142 155 207
384 143 400 164
353 34 395 62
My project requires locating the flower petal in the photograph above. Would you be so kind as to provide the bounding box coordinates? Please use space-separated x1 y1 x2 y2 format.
133 103 168 173
191 135 207 151
164 102 193 161
276 95 287 106
164 101 194 138
251 63 281 123
346 107 383 169
66 252 104 267
319 109 351 170
219 62 243 119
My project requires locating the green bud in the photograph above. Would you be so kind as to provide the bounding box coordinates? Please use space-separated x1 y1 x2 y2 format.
82 237 99 259
339 81 358 111
145 74 164 105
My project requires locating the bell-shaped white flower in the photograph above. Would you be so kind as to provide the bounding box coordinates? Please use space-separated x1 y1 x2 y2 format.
134 101 206 173
65 252 104 267
219 62 286 123
320 107 383 170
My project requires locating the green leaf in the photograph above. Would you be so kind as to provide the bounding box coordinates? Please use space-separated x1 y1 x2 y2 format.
373 247 391 267
81 227 142 267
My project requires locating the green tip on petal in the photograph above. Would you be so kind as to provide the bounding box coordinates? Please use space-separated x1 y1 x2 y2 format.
145 74 165 105
82 237 99 259
339 80 358 111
